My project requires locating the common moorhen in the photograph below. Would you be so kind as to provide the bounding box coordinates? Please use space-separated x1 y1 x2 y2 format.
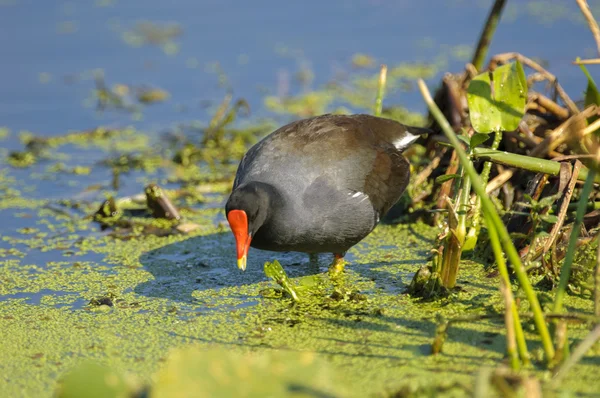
225 114 429 273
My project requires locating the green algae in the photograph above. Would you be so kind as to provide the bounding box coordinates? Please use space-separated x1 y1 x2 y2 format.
0 126 9 140
152 346 348 397
56 361 138 398
120 21 182 55
1 210 599 397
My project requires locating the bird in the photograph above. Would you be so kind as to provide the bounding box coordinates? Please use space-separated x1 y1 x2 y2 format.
225 114 429 274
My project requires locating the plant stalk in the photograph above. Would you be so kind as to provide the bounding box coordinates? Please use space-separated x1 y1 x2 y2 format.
472 147 600 182
511 303 530 366
418 78 556 362
596 233 600 317
487 219 524 369
374 64 387 116
465 130 503 251
553 169 597 314
440 169 471 288
471 0 507 71
575 0 600 56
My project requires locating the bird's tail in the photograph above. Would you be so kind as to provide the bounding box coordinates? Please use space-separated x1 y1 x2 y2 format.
393 126 432 152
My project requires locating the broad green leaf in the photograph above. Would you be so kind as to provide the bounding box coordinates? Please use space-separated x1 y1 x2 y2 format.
467 61 528 133
470 133 490 148
435 174 461 184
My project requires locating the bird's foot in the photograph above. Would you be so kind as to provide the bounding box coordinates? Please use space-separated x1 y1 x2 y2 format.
328 254 347 277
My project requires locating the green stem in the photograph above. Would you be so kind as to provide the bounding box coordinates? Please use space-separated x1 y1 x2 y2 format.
374 64 387 117
471 0 507 71
457 168 471 236
567 201 600 211
596 233 600 317
479 131 503 185
418 79 556 363
472 147 600 182
487 219 522 369
511 303 530 366
465 130 503 250
553 169 597 314
442 168 471 288
480 163 530 367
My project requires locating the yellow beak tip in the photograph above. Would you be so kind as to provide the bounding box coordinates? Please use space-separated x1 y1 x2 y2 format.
237 256 247 271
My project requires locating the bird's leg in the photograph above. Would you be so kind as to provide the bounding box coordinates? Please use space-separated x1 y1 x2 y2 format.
328 253 347 275
308 253 320 272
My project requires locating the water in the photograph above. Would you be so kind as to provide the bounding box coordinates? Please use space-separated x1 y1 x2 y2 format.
0 0 597 139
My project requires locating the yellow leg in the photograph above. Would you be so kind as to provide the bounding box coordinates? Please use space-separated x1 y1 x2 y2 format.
328 253 347 276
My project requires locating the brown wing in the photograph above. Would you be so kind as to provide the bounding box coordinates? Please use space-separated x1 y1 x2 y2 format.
363 145 411 216
234 114 422 216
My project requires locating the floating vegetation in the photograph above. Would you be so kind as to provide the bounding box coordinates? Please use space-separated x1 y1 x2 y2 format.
136 87 169 104
121 20 182 55
264 59 437 122
92 71 170 115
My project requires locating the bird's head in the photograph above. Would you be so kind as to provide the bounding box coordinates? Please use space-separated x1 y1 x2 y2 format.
225 182 273 271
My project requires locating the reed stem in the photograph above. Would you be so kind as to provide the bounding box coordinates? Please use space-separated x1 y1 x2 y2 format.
374 64 387 116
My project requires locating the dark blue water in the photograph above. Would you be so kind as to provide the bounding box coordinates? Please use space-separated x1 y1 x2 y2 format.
0 0 598 140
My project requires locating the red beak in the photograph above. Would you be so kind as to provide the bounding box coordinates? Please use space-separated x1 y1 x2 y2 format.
227 209 252 270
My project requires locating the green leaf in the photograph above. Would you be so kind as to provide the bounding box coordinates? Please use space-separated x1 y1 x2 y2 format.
537 195 558 208
580 60 600 130
437 141 455 148
457 135 471 146
540 214 559 224
580 62 600 108
435 174 461 184
467 61 528 133
264 260 299 301
470 133 490 148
